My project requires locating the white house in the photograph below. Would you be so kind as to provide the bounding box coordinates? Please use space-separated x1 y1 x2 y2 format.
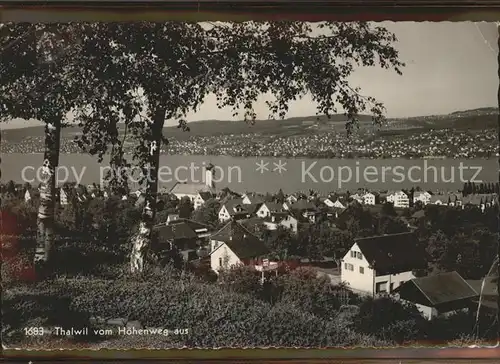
193 191 214 210
362 192 376 205
59 188 69 206
218 198 261 223
170 168 216 202
241 193 265 205
341 232 426 296
394 271 478 320
255 202 285 218
209 221 270 273
285 195 298 205
24 189 32 202
263 213 299 234
331 199 346 209
322 197 335 208
413 191 432 205
166 213 180 225
386 190 410 208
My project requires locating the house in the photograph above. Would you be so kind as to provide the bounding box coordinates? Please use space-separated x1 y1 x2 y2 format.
209 221 269 273
462 193 497 211
362 192 376 206
166 213 180 225
413 191 432 205
323 206 345 219
429 195 445 205
169 218 213 240
169 168 216 202
256 202 285 218
241 192 265 205
350 193 364 204
447 193 463 207
394 271 478 320
262 212 299 234
466 277 498 311
59 188 69 206
24 188 39 203
285 194 299 205
331 199 346 209
285 199 319 223
386 191 410 208
152 222 201 262
321 197 335 208
218 198 261 223
341 232 426 296
193 191 215 210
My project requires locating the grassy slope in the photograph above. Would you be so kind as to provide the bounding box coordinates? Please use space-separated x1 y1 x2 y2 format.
1 108 497 143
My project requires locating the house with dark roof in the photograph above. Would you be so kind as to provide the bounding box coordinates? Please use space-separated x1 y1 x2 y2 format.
169 168 217 202
394 271 478 320
241 192 266 205
262 212 299 234
256 202 286 218
283 199 319 223
341 232 427 296
218 198 262 223
169 218 213 239
152 222 201 262
466 277 498 311
209 221 270 273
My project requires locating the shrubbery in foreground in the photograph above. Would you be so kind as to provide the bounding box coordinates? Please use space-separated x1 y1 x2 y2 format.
3 266 390 348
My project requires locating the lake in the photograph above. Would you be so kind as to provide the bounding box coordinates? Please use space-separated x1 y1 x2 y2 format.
1 153 498 194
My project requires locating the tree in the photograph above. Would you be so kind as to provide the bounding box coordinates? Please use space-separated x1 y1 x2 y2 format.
0 24 114 267
381 202 397 216
64 22 404 273
263 225 296 260
177 197 194 219
353 295 426 343
192 198 221 227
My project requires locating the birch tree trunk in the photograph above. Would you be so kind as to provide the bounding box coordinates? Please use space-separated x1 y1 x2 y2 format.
130 109 165 273
496 22 500 342
35 116 62 266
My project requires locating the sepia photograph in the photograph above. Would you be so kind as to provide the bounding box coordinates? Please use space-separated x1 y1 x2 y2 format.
1 20 499 350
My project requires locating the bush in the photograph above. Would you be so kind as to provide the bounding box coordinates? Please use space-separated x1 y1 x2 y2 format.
353 295 427 343
4 267 390 348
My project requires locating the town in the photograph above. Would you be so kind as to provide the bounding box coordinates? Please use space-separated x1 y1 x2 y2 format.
2 167 499 347
1 127 497 159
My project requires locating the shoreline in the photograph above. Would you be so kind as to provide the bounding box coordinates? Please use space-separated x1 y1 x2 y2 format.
7 152 498 161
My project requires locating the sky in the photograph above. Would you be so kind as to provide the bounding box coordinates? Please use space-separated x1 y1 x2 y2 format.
2 21 498 129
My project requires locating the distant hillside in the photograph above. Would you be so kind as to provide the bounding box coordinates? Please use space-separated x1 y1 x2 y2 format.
1 108 497 143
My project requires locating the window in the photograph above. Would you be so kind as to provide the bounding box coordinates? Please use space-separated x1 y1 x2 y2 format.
344 263 354 271
356 252 363 260
376 281 387 293
390 283 394 292
350 251 355 258
219 257 223 267
359 267 364 274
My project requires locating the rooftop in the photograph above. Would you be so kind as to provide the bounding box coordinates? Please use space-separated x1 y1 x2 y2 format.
355 232 426 275
396 271 478 307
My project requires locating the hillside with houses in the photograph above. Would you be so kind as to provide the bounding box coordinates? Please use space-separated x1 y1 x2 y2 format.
2 170 499 347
